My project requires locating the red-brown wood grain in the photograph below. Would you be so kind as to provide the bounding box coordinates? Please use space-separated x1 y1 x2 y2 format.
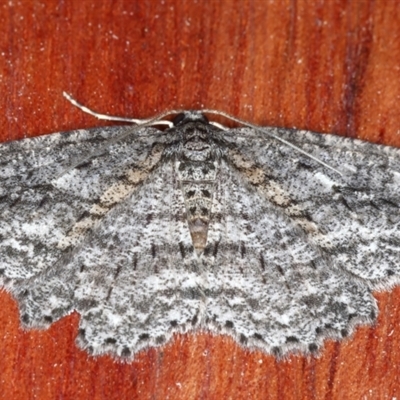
0 1 400 399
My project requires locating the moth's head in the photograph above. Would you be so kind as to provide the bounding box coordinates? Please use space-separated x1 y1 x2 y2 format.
172 111 216 161
172 111 209 126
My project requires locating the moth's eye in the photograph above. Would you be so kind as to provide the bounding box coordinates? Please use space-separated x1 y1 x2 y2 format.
200 114 209 124
172 113 186 126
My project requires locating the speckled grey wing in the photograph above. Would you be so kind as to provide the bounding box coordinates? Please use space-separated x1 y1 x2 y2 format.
0 125 162 281
223 127 400 286
202 158 376 356
70 160 203 358
0 126 178 327
1 132 203 358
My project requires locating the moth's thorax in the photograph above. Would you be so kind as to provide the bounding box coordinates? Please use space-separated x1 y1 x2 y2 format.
181 123 214 162
174 120 219 254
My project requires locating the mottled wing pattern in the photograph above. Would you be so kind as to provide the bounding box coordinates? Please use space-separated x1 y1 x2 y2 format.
202 158 376 355
70 160 203 358
201 127 400 355
0 126 173 325
224 128 400 285
2 113 400 360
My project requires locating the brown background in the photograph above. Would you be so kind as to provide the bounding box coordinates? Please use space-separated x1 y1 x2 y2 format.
1 1 400 399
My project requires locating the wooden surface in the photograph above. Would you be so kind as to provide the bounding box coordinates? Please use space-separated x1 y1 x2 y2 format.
1 1 400 399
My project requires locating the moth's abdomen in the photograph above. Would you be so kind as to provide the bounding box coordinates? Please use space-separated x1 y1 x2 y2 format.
177 160 217 254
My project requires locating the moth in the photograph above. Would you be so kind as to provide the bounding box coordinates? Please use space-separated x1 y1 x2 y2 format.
1 93 399 360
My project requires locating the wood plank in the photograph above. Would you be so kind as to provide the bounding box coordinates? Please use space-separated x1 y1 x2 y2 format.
0 1 399 398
